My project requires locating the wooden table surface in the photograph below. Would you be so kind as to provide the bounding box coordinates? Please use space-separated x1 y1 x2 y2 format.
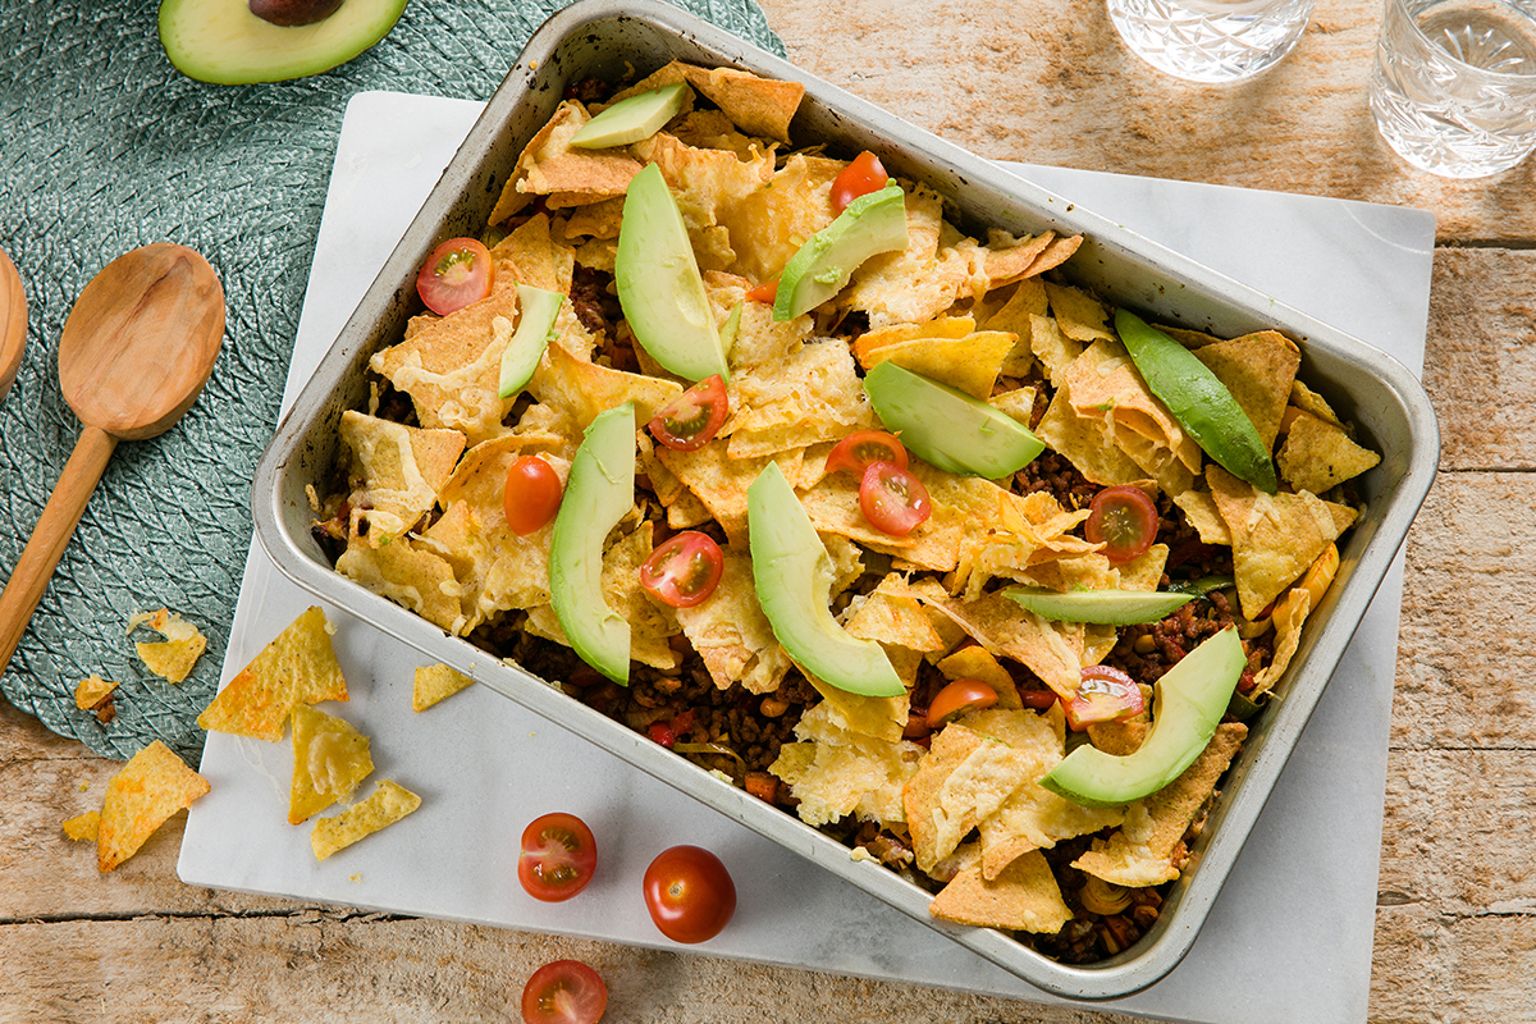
3 1 1532 1021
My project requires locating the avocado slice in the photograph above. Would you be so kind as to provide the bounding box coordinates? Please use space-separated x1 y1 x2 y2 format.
497 284 564 399
158 0 407 84
862 361 1044 478
772 180 908 321
570 84 688 149
1115 309 1278 493
1004 586 1194 626
747 462 905 698
549 402 636 685
615 163 729 383
1039 627 1245 808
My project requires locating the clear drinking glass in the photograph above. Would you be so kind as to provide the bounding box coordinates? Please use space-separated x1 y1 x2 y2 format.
1107 0 1319 83
1369 0 1536 178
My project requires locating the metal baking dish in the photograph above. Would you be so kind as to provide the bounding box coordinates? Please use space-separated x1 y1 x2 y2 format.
250 0 1438 1000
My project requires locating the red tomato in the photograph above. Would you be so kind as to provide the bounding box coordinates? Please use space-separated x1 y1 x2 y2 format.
825 429 907 477
517 812 597 902
1063 665 1146 732
830 151 890 213
925 678 1000 728
504 455 563 536
1084 485 1159 563
521 960 607 1024
648 374 729 452
642 845 737 944
416 237 494 315
1019 689 1060 711
745 276 779 303
859 461 931 536
639 531 724 608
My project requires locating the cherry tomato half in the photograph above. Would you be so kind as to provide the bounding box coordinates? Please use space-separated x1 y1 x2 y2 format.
825 429 908 477
745 276 779 304
517 812 597 902
926 678 1000 728
1062 665 1146 732
642 845 737 944
648 374 729 452
859 460 932 536
830 151 890 214
504 455 563 536
1084 485 1158 563
521 959 607 1024
416 237 494 316
639 531 724 608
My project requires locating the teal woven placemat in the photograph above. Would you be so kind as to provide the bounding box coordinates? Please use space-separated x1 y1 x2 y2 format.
0 0 783 762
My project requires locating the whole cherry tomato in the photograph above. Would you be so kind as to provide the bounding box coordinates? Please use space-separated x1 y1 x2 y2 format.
504 455 563 536
520 959 607 1024
825 429 908 477
648 374 730 452
639 531 724 608
859 460 931 536
830 151 890 213
517 812 597 902
1084 485 1158 563
642 845 737 944
416 237 494 315
925 678 1000 728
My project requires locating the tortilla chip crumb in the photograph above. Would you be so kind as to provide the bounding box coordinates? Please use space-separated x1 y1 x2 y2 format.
412 664 477 712
310 780 421 862
97 740 211 872
75 674 120 722
129 609 208 684
63 811 100 842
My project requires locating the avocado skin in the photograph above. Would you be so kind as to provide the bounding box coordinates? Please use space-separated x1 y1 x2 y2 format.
570 84 688 149
862 361 1043 478
1004 586 1194 626
158 0 407 84
1115 309 1278 494
615 164 729 383
1039 627 1245 808
549 402 636 685
772 180 908 321
747 462 905 698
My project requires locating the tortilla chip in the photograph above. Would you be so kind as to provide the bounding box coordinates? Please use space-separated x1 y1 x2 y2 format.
196 606 349 742
982 231 1055 289
929 849 1072 933
680 64 805 143
338 411 466 536
1045 282 1114 343
936 646 1022 709
1191 330 1300 451
63 811 100 842
844 574 949 654
851 315 976 364
1034 384 1145 488
1289 379 1345 428
413 663 476 712
310 780 422 862
337 532 466 635
1277 412 1382 494
857 330 1017 398
1207 465 1346 618
530 337 683 431
772 701 925 826
726 153 841 285
500 101 642 217
289 705 373 825
1171 488 1232 546
905 579 1082 696
97 740 210 871
1062 339 1204 487
124 608 208 684
724 340 876 458
842 184 975 327
75 673 119 711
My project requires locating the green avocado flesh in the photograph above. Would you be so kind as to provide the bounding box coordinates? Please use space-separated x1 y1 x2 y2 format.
615 164 729 383
863 361 1044 478
549 402 636 685
497 284 563 399
1115 309 1278 493
158 0 407 84
1040 627 1245 808
1003 586 1194 626
773 180 908 321
747 462 905 698
570 84 688 149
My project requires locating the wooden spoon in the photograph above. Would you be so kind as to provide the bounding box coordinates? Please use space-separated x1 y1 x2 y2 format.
0 243 225 675
0 247 25 401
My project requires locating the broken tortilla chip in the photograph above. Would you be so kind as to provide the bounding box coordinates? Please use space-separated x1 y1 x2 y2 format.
97 740 210 871
63 811 100 842
311 780 422 862
289 704 374 825
413 663 477 711
128 609 208 684
196 606 348 742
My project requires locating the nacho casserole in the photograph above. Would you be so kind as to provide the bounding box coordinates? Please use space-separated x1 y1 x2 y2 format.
310 61 1379 964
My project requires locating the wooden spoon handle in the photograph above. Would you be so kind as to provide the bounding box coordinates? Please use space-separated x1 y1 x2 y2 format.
0 426 119 675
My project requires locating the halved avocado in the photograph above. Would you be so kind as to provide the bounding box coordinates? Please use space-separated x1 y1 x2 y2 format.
615 163 729 383
549 402 636 685
1115 309 1278 493
772 179 908 321
1039 627 1245 808
747 462 904 698
863 361 1043 478
570 83 688 149
498 284 563 399
1004 586 1194 626
158 0 408 85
